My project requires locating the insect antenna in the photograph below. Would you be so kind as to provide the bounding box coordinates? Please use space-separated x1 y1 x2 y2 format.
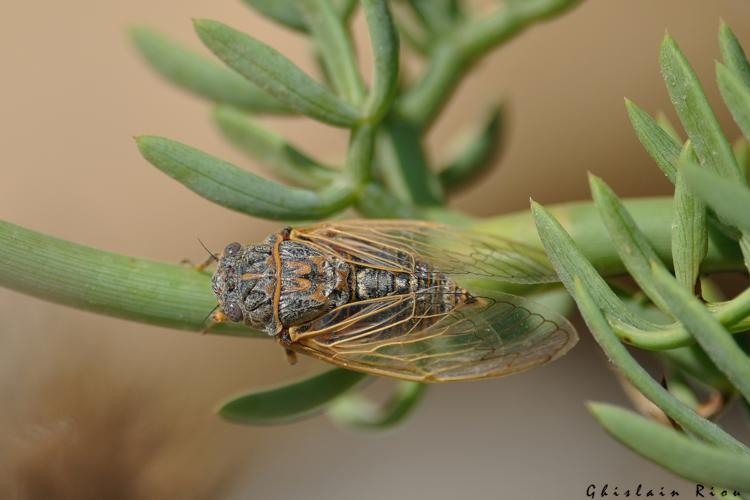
193 238 219 271
200 304 220 335
197 238 219 261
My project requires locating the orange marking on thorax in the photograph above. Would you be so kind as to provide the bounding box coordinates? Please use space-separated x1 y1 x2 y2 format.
240 272 264 280
285 278 312 293
286 260 312 275
271 232 286 335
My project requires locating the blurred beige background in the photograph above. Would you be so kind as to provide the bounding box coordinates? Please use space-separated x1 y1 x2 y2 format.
1 0 750 498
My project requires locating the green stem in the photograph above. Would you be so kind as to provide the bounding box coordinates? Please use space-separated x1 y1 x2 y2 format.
377 116 444 206
398 0 581 128
0 219 258 338
476 197 743 274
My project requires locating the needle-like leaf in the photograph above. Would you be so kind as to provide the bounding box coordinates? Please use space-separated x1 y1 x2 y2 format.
719 21 750 89
589 174 672 314
361 0 400 122
625 98 681 184
213 105 336 189
682 163 750 233
660 34 741 181
218 368 367 425
589 403 750 490
130 26 291 113
531 200 655 329
717 61 750 144
137 136 354 220
652 263 750 403
241 0 357 33
672 143 707 291
301 0 365 105
194 19 360 127
439 105 503 190
328 382 427 430
682 163 750 271
574 280 748 454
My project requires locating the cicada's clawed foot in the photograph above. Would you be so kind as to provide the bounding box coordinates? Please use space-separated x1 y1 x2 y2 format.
284 348 298 365
181 254 217 272
201 309 226 335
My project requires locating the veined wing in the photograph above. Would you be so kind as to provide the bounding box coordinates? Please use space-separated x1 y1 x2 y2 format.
289 290 578 383
288 293 416 343
290 219 556 284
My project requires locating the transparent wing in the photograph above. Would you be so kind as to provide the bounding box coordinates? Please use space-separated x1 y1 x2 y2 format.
288 294 416 343
289 289 578 383
290 219 557 284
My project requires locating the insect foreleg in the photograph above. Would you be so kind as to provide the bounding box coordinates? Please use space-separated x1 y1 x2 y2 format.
200 309 226 335
179 254 217 272
284 348 298 365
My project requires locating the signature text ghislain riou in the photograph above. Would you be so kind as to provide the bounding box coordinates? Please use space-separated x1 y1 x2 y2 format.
586 484 740 498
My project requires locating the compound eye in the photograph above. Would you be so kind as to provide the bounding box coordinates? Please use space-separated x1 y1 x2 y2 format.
224 242 242 257
224 301 244 322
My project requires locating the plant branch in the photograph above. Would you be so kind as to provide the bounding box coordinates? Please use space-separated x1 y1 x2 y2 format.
397 0 582 129
0 219 258 337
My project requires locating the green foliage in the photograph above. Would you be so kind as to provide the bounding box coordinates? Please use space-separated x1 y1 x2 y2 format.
194 19 361 127
301 0 365 105
439 105 504 190
212 105 336 188
1 0 749 487
0 220 255 337
625 99 680 183
533 21 750 489
672 143 707 291
571 279 747 454
0 0 585 434
328 381 427 430
241 0 356 32
129 26 292 113
660 34 742 181
219 368 366 425
589 403 750 491
136 135 358 220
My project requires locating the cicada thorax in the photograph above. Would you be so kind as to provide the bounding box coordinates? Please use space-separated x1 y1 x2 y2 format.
276 240 351 331
211 234 353 336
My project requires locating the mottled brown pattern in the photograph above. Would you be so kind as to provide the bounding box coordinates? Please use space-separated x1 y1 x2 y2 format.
211 220 577 382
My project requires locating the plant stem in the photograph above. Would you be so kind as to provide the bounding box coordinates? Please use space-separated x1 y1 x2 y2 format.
0 219 257 337
475 197 743 275
398 0 582 128
376 117 444 206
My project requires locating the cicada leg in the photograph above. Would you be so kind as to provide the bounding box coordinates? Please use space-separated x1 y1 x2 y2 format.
182 239 220 271
201 309 226 335
284 348 298 365
180 254 217 272
276 329 298 364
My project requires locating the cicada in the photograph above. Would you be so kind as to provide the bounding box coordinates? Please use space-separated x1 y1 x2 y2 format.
210 220 577 382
